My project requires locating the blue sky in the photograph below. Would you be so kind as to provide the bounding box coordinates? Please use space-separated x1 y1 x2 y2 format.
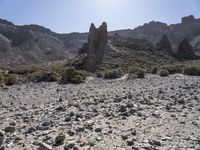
0 0 199 33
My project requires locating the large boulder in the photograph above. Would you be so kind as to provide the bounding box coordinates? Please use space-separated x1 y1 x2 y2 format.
156 35 174 55
75 22 108 72
176 39 198 60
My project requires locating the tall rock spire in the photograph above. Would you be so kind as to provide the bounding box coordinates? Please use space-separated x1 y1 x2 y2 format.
76 22 108 72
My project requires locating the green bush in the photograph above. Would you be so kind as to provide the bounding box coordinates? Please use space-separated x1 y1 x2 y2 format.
4 74 17 86
9 66 37 75
158 69 169 77
183 66 200 76
28 71 60 83
159 65 184 74
151 67 157 74
59 68 86 84
127 67 145 79
135 69 145 78
103 69 122 79
95 71 104 78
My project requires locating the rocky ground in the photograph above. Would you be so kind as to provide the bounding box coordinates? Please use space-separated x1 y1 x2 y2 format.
0 74 200 150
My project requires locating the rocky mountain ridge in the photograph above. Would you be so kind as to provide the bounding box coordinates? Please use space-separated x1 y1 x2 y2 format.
0 18 87 67
0 15 200 67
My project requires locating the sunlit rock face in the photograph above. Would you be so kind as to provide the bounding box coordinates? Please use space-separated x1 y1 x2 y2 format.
76 22 108 72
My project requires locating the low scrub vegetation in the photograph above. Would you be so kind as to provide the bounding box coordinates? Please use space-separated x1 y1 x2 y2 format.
183 66 200 76
60 68 86 84
151 66 158 74
9 66 37 75
28 71 60 83
95 71 104 78
103 69 122 79
127 67 145 80
4 74 17 86
157 64 200 76
0 71 17 86
159 65 184 74
158 69 169 77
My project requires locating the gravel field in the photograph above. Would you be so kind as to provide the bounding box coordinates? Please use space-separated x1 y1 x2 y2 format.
0 74 200 150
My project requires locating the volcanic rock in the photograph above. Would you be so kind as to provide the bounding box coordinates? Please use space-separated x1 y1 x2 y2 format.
38 143 52 150
156 35 174 55
176 39 198 60
75 22 108 72
182 15 195 24
0 33 10 52
0 131 4 146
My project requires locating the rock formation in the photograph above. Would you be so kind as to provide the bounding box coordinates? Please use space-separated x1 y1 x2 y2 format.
176 39 198 60
181 15 195 24
156 35 174 55
190 35 200 55
0 18 87 67
0 33 10 52
76 22 108 72
109 15 200 50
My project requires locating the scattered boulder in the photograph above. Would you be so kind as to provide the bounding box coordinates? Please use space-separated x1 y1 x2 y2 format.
4 126 15 133
67 129 76 136
38 143 52 150
0 131 4 146
55 133 65 145
148 139 162 146
64 140 75 150
95 127 102 133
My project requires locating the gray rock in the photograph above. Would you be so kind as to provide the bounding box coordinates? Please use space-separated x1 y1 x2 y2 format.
64 116 71 122
0 145 5 150
127 139 134 146
156 35 174 56
95 128 102 133
55 133 65 145
119 105 127 113
38 143 52 150
55 106 66 111
176 39 198 60
67 129 76 136
0 131 4 146
64 140 75 150
148 139 162 146
4 126 15 133
177 99 185 104
75 22 108 72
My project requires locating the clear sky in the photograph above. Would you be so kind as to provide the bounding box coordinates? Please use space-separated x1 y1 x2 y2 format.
0 0 199 33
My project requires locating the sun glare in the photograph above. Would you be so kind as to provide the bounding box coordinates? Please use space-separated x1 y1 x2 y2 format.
90 0 125 10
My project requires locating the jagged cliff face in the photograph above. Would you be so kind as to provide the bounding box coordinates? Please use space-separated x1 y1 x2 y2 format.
176 39 198 60
156 35 174 56
0 19 87 66
110 15 200 49
0 15 200 67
